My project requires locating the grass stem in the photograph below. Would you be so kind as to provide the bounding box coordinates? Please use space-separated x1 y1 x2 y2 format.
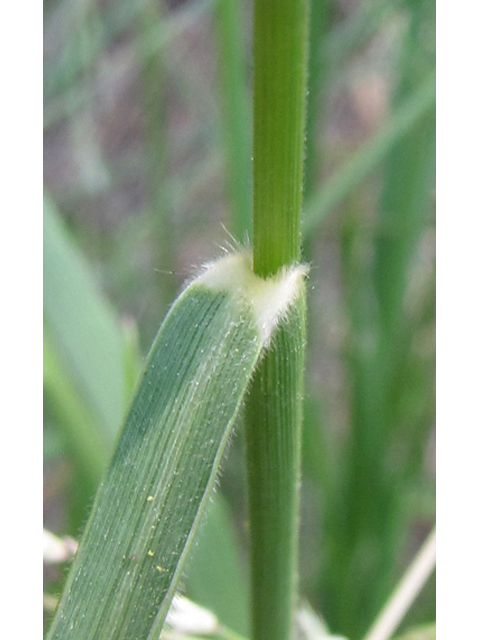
245 1 309 638
252 0 309 277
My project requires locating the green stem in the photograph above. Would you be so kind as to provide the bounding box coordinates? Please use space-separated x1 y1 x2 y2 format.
252 0 309 277
245 1 309 638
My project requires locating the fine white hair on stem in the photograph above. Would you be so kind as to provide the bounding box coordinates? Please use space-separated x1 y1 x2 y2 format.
196 250 308 348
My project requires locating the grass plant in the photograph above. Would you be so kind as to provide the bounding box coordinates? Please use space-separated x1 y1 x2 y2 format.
44 0 436 638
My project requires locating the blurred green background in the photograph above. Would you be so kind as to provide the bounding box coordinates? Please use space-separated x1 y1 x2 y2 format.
43 0 435 637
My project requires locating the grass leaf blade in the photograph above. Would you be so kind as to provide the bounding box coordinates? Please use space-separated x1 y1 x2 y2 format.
47 252 306 640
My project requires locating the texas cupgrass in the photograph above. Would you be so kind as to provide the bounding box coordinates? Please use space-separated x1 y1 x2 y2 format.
44 0 435 636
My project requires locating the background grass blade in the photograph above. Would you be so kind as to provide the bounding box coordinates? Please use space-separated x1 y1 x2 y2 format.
43 195 126 442
43 195 132 532
215 0 252 240
363 529 436 640
43 327 109 490
304 0 331 199
320 3 435 634
303 72 436 234
392 623 436 640
139 0 176 320
324 0 400 67
185 494 249 636
47 251 306 640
